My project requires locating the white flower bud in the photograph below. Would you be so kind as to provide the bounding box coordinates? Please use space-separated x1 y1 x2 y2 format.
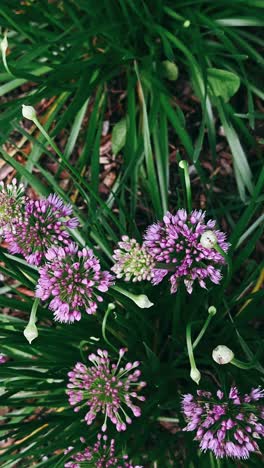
22 104 37 121
212 345 234 365
0 34 8 55
200 230 217 249
190 367 201 385
23 321 38 344
132 294 154 309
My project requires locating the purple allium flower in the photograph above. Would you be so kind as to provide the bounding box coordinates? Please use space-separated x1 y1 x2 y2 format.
0 179 25 233
36 243 114 323
0 353 8 364
143 210 229 294
182 386 264 459
4 194 78 265
112 236 155 282
66 348 146 432
64 434 142 468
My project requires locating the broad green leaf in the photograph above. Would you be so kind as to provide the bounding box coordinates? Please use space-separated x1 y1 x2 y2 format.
207 68 240 102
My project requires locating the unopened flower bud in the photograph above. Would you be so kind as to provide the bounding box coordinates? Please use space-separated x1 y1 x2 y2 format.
208 306 217 316
0 34 8 55
190 367 201 385
23 321 38 344
200 230 217 249
132 294 154 309
22 104 37 121
212 345 234 365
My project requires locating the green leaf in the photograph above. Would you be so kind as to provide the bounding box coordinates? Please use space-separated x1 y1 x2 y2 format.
111 117 127 156
207 68 240 102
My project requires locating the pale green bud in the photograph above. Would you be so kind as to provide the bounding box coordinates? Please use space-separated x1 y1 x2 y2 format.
132 294 154 309
212 345 234 365
22 104 37 121
190 367 201 385
23 321 38 344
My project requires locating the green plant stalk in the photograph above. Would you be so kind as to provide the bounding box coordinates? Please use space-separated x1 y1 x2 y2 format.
186 322 201 385
102 303 119 353
193 306 216 349
179 160 192 212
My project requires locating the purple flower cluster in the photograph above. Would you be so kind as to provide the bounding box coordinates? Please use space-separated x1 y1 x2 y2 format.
5 194 78 265
64 434 142 468
112 236 155 282
0 179 25 233
36 243 114 323
182 387 264 459
66 348 146 432
143 210 229 293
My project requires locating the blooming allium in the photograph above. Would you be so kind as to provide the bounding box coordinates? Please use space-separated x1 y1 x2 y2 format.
64 434 142 468
182 386 264 459
66 348 146 432
143 209 229 293
112 236 155 282
0 353 8 364
4 194 78 265
0 179 25 233
36 243 114 323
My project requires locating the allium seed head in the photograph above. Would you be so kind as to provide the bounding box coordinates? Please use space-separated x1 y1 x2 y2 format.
143 210 229 294
4 194 79 265
182 386 264 459
112 236 155 282
0 179 25 233
66 348 146 432
64 434 142 468
36 243 114 323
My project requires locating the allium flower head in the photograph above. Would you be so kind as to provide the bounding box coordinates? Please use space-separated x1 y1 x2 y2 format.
143 210 229 294
0 179 25 233
64 434 142 468
66 348 146 432
36 243 114 323
112 236 155 282
4 194 78 265
182 386 264 459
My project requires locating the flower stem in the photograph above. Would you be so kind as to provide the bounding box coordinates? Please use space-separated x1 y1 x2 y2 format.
186 322 201 385
102 303 119 353
193 306 216 349
179 160 192 212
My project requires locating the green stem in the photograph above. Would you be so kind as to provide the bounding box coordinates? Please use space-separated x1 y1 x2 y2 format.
231 357 257 370
179 160 192 212
186 322 201 384
102 303 119 353
29 298 40 325
193 306 216 349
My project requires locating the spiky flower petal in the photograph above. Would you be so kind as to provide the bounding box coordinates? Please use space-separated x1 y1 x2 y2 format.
143 209 229 294
4 194 78 265
64 434 142 468
112 236 155 282
0 179 25 233
182 386 264 459
36 244 114 323
66 348 146 432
